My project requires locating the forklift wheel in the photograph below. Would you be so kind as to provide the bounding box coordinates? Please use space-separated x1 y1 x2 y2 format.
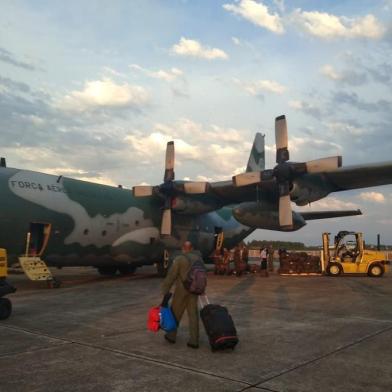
327 263 342 277
368 263 384 277
0 297 12 320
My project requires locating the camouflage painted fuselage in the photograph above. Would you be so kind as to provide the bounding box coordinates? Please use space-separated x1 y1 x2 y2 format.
0 167 253 267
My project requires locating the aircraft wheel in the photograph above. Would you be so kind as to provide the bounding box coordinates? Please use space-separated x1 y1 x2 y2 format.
0 297 12 320
97 266 118 276
327 262 342 277
368 263 384 277
156 262 168 278
118 265 136 275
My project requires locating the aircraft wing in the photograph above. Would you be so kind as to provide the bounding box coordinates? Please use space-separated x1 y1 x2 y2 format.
207 161 392 206
300 209 362 221
321 161 392 192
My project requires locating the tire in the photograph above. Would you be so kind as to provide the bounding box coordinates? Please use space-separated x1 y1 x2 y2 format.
156 262 168 278
0 297 12 320
97 266 118 276
327 262 342 277
368 263 384 277
118 265 136 275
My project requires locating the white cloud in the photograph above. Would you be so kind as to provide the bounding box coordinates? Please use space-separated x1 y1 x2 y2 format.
130 64 183 82
292 10 385 39
58 78 149 111
289 136 342 156
232 37 241 45
124 118 252 178
43 167 117 186
289 100 322 119
235 78 286 96
299 197 359 210
223 0 284 34
124 132 200 162
19 114 46 126
102 67 128 79
273 0 285 13
320 64 367 86
326 122 366 136
359 192 386 203
320 64 341 80
171 37 228 60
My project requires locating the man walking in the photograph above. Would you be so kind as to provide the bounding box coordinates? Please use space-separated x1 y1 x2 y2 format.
161 241 205 349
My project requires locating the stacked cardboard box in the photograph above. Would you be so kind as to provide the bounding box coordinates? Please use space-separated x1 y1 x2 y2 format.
279 252 321 274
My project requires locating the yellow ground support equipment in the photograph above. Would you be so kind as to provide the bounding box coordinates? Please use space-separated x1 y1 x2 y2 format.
18 256 61 288
321 231 390 277
0 249 16 320
0 248 7 278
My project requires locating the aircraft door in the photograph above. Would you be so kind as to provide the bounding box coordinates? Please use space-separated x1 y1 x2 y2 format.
25 222 51 256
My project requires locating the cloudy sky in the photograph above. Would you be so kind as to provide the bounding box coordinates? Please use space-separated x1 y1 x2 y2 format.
1 0 392 245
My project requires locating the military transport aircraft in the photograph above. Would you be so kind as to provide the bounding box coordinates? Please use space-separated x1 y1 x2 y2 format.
0 115 391 277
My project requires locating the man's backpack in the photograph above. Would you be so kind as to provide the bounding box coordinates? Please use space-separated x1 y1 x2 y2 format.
183 256 207 295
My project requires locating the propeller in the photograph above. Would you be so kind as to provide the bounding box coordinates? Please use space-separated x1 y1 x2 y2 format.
133 141 209 236
233 115 342 229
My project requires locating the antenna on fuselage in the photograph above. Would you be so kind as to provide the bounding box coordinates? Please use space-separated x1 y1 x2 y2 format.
0 157 6 167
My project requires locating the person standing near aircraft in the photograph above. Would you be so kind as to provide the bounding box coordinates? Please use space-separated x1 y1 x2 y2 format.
234 243 248 276
260 247 269 277
161 241 205 349
222 248 231 275
212 248 223 275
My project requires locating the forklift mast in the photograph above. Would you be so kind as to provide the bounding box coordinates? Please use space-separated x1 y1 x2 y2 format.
356 233 364 255
322 233 330 265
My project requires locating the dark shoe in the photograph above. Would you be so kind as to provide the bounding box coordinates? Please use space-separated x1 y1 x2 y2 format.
187 343 199 349
164 334 176 344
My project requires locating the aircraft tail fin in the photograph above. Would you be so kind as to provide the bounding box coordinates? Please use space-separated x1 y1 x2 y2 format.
246 133 265 172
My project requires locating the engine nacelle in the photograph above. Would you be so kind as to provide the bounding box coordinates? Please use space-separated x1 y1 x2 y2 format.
290 180 330 206
232 202 306 232
172 196 219 215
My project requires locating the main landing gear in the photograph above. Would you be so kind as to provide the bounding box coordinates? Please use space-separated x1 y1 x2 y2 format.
97 265 137 276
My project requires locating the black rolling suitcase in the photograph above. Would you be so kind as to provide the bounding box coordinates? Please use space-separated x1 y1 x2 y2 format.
199 296 238 351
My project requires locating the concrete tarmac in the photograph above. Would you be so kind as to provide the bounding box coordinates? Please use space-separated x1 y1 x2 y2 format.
1 267 392 392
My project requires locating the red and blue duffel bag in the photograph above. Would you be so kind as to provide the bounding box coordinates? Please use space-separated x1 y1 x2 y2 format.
147 293 177 333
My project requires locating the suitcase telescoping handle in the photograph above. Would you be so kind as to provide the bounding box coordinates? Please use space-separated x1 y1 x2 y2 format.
198 294 210 308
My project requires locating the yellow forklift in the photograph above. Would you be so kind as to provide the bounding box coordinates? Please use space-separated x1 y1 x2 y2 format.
0 249 16 319
321 231 390 277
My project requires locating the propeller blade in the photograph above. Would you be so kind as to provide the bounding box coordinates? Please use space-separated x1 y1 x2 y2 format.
275 115 289 163
161 208 172 235
183 181 209 194
133 185 153 197
305 156 342 173
279 194 293 228
164 141 175 182
233 171 262 187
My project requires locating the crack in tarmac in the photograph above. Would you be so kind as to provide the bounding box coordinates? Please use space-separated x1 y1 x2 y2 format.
0 342 71 359
236 323 392 392
0 324 252 389
4 322 392 392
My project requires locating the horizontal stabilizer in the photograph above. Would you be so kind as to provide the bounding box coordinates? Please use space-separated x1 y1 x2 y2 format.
300 209 362 221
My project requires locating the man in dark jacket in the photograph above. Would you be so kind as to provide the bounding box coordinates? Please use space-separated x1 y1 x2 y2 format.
161 241 203 349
